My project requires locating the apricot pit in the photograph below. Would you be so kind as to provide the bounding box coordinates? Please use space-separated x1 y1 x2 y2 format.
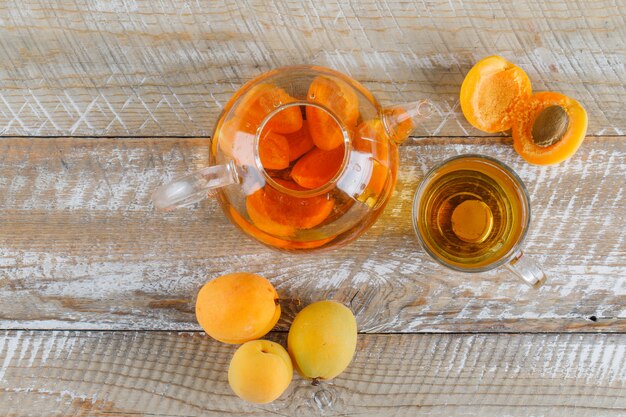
512 92 588 165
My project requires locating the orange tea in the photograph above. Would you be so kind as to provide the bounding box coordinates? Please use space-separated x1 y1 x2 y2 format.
413 155 530 270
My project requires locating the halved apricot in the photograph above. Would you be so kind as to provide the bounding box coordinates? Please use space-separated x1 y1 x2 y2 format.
246 179 335 235
246 191 297 237
230 206 334 250
236 84 303 134
285 121 315 162
258 130 289 170
306 76 359 150
357 159 388 206
214 116 258 167
291 145 345 189
215 117 249 155
354 119 390 166
460 56 532 132
512 92 588 165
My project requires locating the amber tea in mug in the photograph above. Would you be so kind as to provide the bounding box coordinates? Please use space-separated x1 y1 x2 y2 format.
413 155 545 286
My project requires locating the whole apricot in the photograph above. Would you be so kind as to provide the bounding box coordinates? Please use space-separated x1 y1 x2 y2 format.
228 340 293 404
287 300 357 382
195 273 280 344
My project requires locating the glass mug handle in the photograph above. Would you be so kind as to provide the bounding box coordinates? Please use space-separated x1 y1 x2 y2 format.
152 161 239 210
505 250 547 287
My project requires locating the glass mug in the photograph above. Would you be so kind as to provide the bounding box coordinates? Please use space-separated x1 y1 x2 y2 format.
153 65 434 251
412 154 546 287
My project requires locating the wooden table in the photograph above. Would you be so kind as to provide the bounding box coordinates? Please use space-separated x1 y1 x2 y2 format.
0 1 624 416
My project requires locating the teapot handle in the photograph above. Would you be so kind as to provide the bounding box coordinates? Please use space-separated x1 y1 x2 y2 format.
152 161 239 210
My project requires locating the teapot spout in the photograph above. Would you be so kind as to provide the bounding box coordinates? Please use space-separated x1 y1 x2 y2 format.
382 100 433 144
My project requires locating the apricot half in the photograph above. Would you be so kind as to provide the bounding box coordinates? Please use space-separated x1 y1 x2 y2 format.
460 56 532 132
285 120 315 162
215 117 255 160
229 206 334 250
354 118 390 166
236 84 303 134
246 179 335 235
306 76 359 150
291 145 345 189
228 340 293 404
195 273 280 344
512 92 588 165
258 130 289 170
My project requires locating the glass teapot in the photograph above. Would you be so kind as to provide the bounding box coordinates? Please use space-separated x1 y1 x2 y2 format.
153 65 432 251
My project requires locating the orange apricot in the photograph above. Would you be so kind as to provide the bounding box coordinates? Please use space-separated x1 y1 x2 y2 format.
306 76 359 150
236 84 303 134
358 159 388 206
228 340 293 404
291 145 345 189
215 117 254 156
246 179 334 235
354 119 390 166
246 190 297 237
229 206 334 250
258 130 289 170
195 272 281 344
512 92 588 165
460 55 532 132
285 120 315 161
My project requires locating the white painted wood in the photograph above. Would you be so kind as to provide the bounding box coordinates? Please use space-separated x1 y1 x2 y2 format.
0 1 624 416
0 137 623 331
0 331 624 416
0 0 623 137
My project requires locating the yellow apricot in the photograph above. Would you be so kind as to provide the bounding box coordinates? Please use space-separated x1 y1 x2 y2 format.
195 273 280 344
228 340 293 404
287 300 357 382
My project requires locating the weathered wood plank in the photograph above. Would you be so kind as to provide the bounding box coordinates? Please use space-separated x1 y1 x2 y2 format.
0 331 624 416
0 0 623 137
0 137 624 331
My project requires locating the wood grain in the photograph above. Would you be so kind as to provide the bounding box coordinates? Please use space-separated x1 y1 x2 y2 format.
0 331 624 416
0 137 624 331
0 0 624 137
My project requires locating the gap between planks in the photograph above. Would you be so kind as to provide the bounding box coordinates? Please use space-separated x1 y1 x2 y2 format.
0 136 624 332
0 331 625 416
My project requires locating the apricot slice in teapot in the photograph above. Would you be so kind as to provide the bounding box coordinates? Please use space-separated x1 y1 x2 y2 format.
306 76 359 150
354 119 390 166
236 83 303 134
291 145 345 189
460 55 532 132
246 193 297 237
230 206 334 250
512 92 587 165
285 121 315 162
214 117 257 165
358 159 389 206
258 130 289 170
246 179 335 234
